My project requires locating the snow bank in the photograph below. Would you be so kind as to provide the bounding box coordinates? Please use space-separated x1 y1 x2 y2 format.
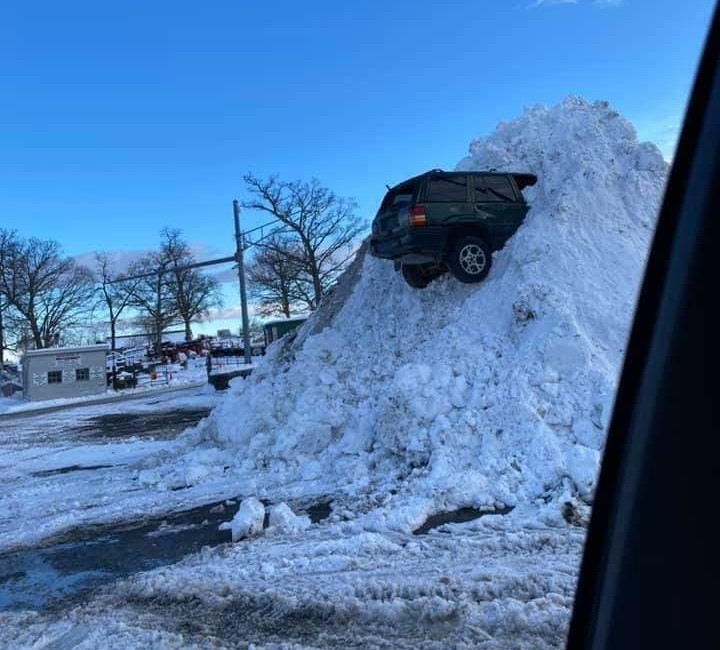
177 98 667 526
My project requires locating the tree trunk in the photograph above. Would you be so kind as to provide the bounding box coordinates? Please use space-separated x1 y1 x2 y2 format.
110 319 116 351
281 282 291 318
184 319 192 342
31 324 42 349
156 270 164 352
155 318 163 353
308 256 322 309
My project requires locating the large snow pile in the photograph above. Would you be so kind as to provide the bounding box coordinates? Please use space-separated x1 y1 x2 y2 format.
167 98 667 528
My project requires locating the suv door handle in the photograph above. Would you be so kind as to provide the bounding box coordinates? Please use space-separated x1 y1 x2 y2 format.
473 204 486 215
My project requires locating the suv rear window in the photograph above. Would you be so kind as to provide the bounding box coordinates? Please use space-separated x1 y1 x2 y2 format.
426 175 468 202
474 175 516 202
379 180 418 211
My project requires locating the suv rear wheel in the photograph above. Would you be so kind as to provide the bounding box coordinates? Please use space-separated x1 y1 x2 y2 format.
448 235 492 283
401 264 433 289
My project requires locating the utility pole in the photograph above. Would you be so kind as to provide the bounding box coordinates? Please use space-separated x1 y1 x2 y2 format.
234 200 253 365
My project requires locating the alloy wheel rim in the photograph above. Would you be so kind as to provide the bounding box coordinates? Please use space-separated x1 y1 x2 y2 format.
459 244 487 275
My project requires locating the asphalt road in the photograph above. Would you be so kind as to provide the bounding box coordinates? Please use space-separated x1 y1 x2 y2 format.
0 388 219 612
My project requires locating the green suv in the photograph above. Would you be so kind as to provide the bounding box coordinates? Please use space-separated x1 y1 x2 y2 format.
369 169 537 288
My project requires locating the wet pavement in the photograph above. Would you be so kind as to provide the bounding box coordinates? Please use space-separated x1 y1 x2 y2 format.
413 505 515 535
73 407 212 440
0 499 237 612
0 498 332 613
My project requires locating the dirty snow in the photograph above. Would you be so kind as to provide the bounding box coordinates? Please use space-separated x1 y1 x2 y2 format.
0 98 668 649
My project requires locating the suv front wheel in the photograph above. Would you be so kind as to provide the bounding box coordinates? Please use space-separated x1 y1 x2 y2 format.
448 235 492 283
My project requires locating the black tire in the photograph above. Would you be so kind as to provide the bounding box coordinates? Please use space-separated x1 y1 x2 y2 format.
448 235 492 283
401 264 431 289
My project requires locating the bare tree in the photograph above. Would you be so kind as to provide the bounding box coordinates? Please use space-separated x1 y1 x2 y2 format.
0 235 95 349
127 253 178 351
242 174 364 310
160 228 223 341
94 252 139 351
246 236 305 317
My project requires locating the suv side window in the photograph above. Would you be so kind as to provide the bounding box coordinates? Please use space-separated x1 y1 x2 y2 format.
474 175 517 202
426 175 468 202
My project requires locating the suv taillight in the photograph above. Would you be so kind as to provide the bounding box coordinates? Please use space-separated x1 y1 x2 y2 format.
408 205 426 227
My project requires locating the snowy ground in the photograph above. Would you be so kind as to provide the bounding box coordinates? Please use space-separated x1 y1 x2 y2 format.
0 385 225 553
0 383 585 650
0 99 667 648
1 511 584 649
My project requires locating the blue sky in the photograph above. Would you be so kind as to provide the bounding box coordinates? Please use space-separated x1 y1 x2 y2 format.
0 0 715 331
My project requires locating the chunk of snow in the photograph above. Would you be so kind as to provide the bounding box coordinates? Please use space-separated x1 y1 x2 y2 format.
227 497 265 542
266 502 311 535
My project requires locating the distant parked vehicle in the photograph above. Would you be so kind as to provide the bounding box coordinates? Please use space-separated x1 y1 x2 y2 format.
369 169 537 288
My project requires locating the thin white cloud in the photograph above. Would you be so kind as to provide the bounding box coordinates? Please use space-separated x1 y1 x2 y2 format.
74 242 236 277
204 305 246 321
73 249 151 273
211 266 240 284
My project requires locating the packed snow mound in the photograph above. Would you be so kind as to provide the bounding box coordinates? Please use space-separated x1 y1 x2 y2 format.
199 97 667 521
225 496 265 541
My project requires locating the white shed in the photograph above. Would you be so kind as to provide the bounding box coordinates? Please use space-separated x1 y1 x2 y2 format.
21 345 108 401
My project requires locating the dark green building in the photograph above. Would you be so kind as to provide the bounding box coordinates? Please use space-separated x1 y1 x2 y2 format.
263 318 307 345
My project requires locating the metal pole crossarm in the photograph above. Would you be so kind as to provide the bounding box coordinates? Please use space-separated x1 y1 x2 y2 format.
242 219 284 237
109 255 237 284
242 223 293 251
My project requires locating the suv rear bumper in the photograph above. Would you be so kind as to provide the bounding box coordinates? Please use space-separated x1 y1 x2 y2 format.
370 227 447 264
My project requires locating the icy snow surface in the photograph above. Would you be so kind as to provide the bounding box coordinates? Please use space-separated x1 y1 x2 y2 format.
0 98 668 648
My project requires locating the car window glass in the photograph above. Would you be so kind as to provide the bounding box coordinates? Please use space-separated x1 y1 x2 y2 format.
426 176 468 202
475 176 515 202
379 181 417 211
